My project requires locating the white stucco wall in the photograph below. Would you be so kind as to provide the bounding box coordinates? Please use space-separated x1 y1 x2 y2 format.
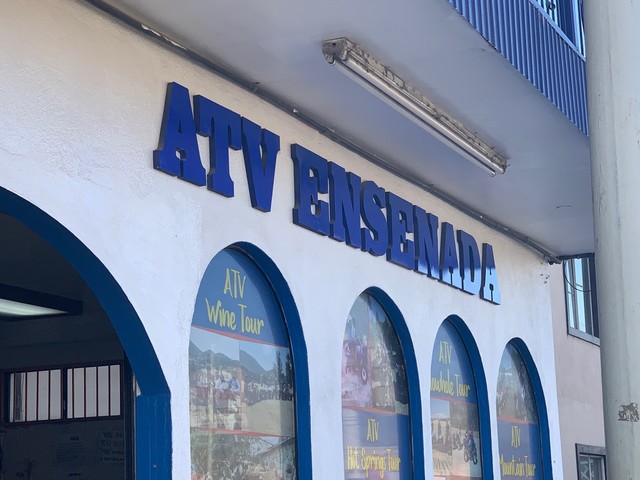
0 1 564 478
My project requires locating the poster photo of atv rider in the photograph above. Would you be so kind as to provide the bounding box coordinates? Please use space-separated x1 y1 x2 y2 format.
431 399 482 479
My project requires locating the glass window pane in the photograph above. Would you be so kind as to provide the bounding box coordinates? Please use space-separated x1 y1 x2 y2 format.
578 455 590 479
10 372 26 422
9 374 15 422
26 371 38 421
73 368 85 418
109 365 121 416
97 365 110 416
589 455 605 480
49 369 62 420
37 370 50 420
341 293 410 479
85 367 97 417
189 249 296 480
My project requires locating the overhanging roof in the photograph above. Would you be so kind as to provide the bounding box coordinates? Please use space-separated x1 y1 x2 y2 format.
97 0 593 258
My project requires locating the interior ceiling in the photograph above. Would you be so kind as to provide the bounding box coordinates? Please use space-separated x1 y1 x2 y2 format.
0 214 115 347
101 0 592 257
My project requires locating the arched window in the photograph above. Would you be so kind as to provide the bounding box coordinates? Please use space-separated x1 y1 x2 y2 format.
189 247 297 480
430 319 485 479
496 341 546 479
341 292 411 480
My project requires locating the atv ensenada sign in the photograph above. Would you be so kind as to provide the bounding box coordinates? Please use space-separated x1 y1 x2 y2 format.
153 82 501 304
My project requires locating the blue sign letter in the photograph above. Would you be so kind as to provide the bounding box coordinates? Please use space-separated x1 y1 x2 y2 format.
440 223 462 289
386 192 415 270
360 181 388 257
414 206 439 279
291 144 330 236
153 82 205 185
194 95 241 197
481 243 501 304
457 230 481 295
241 118 280 212
329 162 362 248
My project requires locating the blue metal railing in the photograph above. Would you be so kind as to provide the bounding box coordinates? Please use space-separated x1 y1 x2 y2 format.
449 0 588 135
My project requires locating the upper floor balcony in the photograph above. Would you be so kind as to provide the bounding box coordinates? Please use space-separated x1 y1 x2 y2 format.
450 0 587 134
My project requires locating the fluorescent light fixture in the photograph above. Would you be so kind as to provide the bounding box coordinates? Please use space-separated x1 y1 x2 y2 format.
321 37 507 176
0 284 82 321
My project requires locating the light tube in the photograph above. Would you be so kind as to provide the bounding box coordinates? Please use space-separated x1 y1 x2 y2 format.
322 38 507 176
0 284 83 321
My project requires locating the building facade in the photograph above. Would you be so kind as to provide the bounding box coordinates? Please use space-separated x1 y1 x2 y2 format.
0 0 605 479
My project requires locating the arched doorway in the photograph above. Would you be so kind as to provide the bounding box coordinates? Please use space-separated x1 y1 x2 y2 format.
0 187 171 480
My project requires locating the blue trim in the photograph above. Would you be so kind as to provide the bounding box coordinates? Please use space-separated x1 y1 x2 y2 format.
0 187 172 480
508 338 553 480
442 315 493 479
231 242 313 479
366 287 425 480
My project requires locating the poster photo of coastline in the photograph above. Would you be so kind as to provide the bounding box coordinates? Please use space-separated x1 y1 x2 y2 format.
430 398 482 479
240 340 295 437
189 329 242 431
496 346 537 423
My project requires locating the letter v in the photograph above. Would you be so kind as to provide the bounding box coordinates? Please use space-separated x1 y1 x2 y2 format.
241 117 280 212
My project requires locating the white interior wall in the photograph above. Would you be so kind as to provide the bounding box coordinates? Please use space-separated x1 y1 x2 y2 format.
0 1 564 478
1 419 125 480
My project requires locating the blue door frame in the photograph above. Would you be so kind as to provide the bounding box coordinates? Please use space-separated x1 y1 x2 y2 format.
0 187 172 480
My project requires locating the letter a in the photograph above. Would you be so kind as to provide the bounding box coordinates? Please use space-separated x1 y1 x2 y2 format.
153 82 205 186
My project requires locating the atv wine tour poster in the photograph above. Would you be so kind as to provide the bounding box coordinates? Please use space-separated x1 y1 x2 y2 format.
189 250 296 480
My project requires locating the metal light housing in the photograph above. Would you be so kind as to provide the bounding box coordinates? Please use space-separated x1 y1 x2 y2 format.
322 37 507 176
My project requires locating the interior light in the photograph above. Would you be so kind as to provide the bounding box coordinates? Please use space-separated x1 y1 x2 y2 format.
0 284 83 321
322 37 507 176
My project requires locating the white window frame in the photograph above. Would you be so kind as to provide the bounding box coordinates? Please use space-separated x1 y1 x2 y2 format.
3 361 124 425
563 255 599 345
